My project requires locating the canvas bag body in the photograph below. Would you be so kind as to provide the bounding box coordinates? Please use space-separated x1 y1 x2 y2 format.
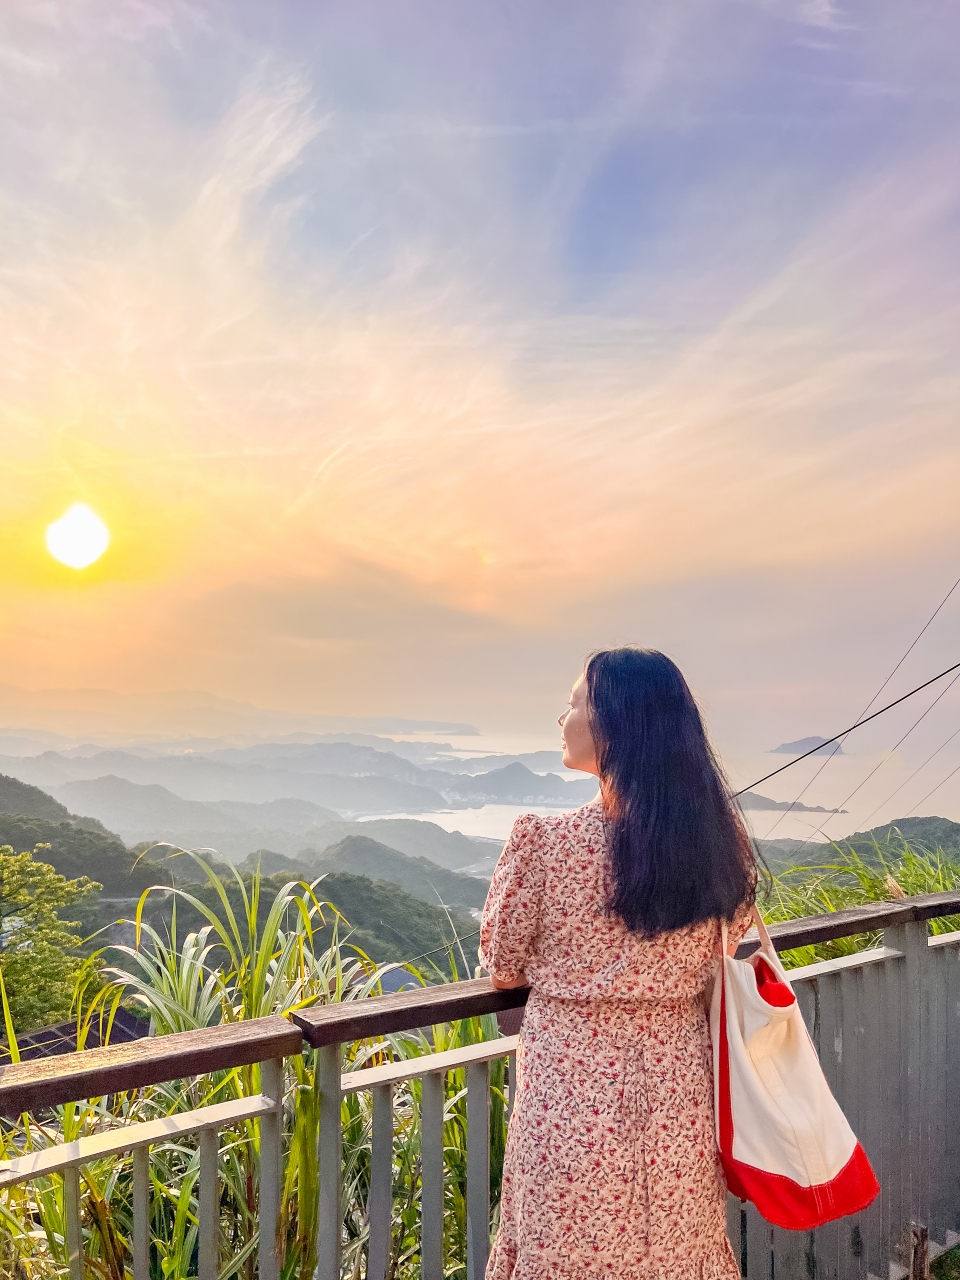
710 908 880 1230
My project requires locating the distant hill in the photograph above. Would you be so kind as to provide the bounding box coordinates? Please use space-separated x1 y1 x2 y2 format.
443 762 597 804
833 815 960 859
0 742 599 815
0 750 448 816
296 818 495 871
48 771 500 868
0 773 72 821
54 776 253 837
427 751 567 775
205 797 341 830
739 790 845 813
240 836 488 911
757 815 960 873
771 736 843 756
51 776 342 850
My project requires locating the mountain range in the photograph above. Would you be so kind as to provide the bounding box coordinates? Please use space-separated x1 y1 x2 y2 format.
0 744 598 817
5 760 959 980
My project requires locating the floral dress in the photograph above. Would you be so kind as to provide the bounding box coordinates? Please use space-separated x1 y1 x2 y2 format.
478 799 752 1280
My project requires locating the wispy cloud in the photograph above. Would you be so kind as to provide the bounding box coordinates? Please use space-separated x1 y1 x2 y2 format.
1 0 959 746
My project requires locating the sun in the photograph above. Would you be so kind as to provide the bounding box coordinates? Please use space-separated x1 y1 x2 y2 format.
45 503 111 569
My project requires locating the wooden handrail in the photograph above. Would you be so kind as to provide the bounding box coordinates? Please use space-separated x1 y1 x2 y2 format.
292 977 530 1048
2 890 958 1110
293 889 960 1047
0 1017 302 1117
736 889 960 954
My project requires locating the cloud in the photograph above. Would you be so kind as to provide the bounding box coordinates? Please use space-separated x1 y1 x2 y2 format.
1 0 959 750
184 563 506 646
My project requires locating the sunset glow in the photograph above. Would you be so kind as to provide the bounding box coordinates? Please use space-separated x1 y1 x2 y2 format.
45 505 111 570
0 0 958 780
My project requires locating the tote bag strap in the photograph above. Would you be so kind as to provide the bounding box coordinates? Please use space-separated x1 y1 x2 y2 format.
721 905 773 957
751 904 776 953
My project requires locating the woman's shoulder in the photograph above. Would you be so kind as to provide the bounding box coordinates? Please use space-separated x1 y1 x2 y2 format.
511 797 604 845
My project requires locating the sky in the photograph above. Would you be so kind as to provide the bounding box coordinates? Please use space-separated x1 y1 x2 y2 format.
2 0 960 825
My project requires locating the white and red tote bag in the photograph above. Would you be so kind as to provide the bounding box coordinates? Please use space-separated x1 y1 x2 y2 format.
710 908 880 1230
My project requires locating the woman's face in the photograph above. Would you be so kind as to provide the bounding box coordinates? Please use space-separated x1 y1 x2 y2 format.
559 674 599 776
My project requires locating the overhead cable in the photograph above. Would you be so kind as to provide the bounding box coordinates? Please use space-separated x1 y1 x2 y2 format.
760 571 960 838
857 724 960 830
801 668 960 844
911 759 960 813
733 658 960 797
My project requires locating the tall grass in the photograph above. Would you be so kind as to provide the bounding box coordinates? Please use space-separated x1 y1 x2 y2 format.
761 835 960 967
0 858 505 1280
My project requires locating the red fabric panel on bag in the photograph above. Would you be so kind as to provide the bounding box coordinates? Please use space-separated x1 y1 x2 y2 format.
720 1143 880 1230
753 956 796 1008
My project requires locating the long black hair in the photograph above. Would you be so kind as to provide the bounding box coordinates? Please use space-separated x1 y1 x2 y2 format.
585 646 758 936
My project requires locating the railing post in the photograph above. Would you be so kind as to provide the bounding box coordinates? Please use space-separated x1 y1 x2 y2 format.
420 1072 445 1280
883 918 928 1274
466 1059 490 1280
367 1083 394 1280
63 1164 83 1280
199 1127 219 1280
316 1043 342 1280
132 1145 150 1280
259 1057 283 1280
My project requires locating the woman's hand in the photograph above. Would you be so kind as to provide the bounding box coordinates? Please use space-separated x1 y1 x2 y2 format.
489 972 528 990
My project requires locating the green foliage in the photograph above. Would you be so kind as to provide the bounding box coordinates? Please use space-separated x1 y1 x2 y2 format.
0 857 496 1280
13 839 956 1276
934 1245 960 1279
835 816 960 860
763 837 960 968
0 844 101 1031
149 859 480 969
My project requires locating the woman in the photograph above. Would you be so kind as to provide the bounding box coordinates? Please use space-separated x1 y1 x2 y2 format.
479 647 759 1280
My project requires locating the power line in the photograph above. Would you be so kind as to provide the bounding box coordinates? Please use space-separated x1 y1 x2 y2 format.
857 724 960 830
759 572 960 839
733 659 960 797
395 928 481 970
801 668 960 845
910 759 960 813
850 572 960 716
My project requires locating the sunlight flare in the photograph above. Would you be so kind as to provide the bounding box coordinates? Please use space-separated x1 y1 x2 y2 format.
45 503 111 569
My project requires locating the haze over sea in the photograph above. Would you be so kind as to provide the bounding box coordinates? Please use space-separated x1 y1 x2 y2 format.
356 725 960 846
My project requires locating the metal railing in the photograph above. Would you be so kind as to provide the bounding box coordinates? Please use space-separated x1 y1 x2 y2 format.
0 890 958 1279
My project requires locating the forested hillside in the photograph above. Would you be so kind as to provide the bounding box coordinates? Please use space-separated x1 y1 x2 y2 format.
0 814 166 897
0 773 73 821
759 814 960 872
239 835 488 910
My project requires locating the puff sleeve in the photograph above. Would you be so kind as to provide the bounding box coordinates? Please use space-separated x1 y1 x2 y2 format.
478 813 545 983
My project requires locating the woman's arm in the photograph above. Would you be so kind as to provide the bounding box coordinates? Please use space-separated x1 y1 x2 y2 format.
489 972 529 990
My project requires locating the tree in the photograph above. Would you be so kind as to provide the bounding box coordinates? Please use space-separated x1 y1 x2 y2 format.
0 844 100 1033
